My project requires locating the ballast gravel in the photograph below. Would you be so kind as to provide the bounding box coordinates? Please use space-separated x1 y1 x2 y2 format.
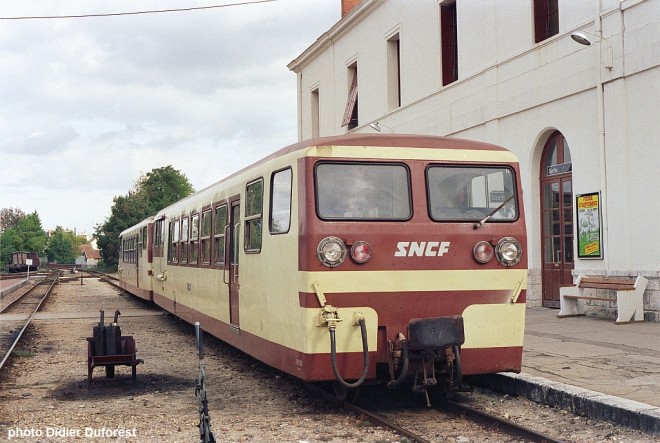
0 276 657 442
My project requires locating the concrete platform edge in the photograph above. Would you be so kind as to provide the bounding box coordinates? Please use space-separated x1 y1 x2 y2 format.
0 279 30 298
475 372 660 436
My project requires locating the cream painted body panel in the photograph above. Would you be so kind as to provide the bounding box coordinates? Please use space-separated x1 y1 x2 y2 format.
139 141 524 355
462 303 526 349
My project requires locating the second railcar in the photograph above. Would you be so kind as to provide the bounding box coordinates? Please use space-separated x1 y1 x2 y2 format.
119 217 154 301
119 134 527 398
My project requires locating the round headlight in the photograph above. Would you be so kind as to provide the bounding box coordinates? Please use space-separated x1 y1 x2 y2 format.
473 241 494 264
317 236 347 268
350 241 371 264
496 237 522 267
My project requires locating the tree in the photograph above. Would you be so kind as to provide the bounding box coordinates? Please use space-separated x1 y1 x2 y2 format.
1 207 27 232
95 166 194 269
46 226 79 264
0 210 47 268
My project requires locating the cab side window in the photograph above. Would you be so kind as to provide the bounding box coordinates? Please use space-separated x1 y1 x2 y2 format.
270 168 292 234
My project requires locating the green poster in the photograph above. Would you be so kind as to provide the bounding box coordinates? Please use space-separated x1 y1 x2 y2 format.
576 192 602 259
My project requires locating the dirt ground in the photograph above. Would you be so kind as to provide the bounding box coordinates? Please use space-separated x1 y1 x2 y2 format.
0 277 402 442
1 277 657 442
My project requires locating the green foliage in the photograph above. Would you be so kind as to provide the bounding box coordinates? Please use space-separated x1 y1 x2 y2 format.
94 165 194 268
0 210 47 268
1 207 27 230
46 227 79 264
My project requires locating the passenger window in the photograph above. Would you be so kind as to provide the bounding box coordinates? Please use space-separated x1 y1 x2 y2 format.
180 216 189 263
190 213 199 264
201 209 212 264
153 219 165 258
270 168 292 234
214 205 227 265
168 220 180 263
245 179 263 252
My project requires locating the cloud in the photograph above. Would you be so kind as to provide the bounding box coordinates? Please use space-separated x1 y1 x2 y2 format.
0 0 339 233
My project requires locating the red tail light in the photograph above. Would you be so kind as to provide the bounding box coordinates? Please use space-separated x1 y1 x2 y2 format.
350 241 371 264
473 241 494 263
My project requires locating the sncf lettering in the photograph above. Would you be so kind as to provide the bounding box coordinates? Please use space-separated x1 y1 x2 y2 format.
394 241 451 257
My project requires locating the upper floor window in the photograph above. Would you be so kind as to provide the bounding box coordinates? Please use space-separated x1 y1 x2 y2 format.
440 1 458 86
341 65 358 130
245 179 263 252
534 0 559 43
311 88 320 138
387 33 401 110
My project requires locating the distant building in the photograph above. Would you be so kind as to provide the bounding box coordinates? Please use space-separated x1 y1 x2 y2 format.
75 243 101 269
289 0 660 320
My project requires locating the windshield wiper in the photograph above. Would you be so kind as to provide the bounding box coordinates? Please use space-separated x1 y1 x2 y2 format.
473 195 515 230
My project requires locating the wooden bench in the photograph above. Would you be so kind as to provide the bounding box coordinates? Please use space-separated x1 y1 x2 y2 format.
87 336 143 386
558 274 648 324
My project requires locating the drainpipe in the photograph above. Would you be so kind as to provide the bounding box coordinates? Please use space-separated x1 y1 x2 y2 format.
596 0 609 269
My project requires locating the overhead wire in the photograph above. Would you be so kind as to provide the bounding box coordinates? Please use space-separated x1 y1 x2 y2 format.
0 0 276 20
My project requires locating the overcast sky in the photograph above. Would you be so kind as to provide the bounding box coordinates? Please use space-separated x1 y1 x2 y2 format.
0 0 339 236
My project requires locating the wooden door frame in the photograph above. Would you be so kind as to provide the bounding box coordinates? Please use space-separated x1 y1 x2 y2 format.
540 131 574 308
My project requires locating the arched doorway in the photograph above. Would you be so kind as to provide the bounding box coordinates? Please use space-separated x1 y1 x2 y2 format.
540 131 574 308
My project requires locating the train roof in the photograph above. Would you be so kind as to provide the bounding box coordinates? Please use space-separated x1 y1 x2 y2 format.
148 133 516 221
203 133 511 193
119 216 154 238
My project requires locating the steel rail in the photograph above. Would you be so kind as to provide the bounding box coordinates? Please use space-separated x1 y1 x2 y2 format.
0 270 61 372
439 399 565 443
304 383 433 443
305 382 565 442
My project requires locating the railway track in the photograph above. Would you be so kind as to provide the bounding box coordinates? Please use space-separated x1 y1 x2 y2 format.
84 269 122 291
305 383 564 442
0 269 61 372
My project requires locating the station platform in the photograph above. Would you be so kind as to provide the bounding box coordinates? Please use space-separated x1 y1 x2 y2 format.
479 306 660 435
0 276 29 298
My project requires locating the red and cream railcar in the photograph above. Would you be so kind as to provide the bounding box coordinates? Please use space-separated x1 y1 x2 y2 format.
119 217 154 301
119 134 527 397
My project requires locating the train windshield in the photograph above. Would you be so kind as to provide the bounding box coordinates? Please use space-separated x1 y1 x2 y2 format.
315 162 412 220
427 166 518 222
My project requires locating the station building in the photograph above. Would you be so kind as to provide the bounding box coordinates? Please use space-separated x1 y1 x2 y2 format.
288 0 660 320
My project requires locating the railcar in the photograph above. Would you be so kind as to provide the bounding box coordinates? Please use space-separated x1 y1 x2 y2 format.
119 134 527 400
7 251 40 273
119 217 154 301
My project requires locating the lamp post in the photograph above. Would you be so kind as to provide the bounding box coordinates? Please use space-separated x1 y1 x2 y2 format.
570 27 612 263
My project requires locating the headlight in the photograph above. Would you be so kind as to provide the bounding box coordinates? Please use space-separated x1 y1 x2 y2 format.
473 241 494 263
495 237 522 266
317 236 347 268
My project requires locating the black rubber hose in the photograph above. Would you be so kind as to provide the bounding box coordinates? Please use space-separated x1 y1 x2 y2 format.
386 339 409 388
330 318 369 389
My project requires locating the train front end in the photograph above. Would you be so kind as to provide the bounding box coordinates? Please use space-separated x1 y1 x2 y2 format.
297 135 527 399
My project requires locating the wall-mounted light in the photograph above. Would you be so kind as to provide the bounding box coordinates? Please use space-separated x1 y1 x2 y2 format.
570 30 604 46
570 30 612 70
368 122 382 132
368 121 393 133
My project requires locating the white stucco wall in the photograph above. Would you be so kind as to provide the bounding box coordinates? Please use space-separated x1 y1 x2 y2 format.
289 0 660 317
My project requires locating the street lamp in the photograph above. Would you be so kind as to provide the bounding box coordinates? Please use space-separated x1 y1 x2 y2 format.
571 28 612 261
368 122 393 133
